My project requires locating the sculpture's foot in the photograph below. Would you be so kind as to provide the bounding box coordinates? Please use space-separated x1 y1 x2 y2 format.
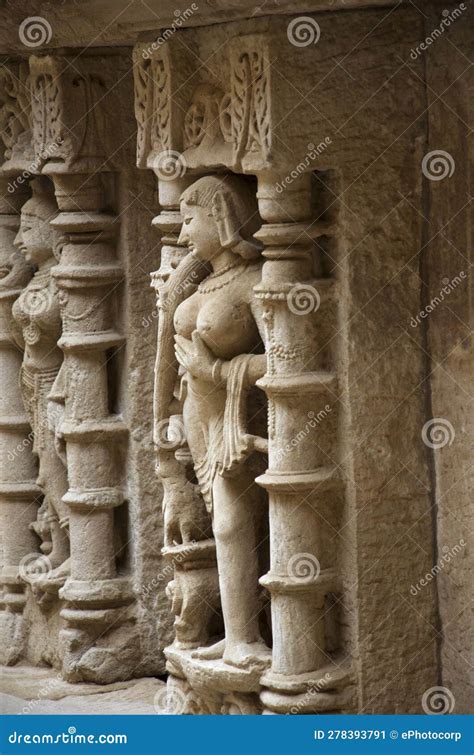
26 557 70 594
223 640 271 670
191 638 226 660
48 557 71 581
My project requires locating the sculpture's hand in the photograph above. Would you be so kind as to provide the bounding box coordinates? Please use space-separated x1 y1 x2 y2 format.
174 330 218 382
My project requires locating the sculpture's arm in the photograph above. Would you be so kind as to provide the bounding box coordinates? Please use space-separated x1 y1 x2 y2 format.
174 332 266 388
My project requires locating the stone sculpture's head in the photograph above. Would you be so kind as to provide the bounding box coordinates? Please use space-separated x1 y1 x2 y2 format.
14 177 59 267
178 175 261 263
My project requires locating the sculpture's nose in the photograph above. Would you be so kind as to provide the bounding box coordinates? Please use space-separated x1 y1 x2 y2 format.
178 226 188 246
13 228 23 249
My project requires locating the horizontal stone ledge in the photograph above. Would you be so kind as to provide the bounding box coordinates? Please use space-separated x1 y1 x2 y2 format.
60 606 135 627
254 277 334 300
254 221 335 246
51 212 117 233
261 658 352 694
62 487 124 510
58 332 125 351
259 566 339 595
59 577 135 606
256 466 342 493
59 418 128 442
151 213 183 233
162 538 216 566
0 481 41 500
256 371 336 396
52 265 123 284
260 685 353 714
0 592 27 612
0 414 30 431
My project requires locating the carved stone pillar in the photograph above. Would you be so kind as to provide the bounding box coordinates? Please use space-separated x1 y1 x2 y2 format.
50 173 135 681
254 174 350 713
26 51 139 682
0 179 39 665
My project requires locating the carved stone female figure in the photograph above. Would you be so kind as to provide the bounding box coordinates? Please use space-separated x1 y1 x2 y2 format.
12 178 69 582
172 175 269 669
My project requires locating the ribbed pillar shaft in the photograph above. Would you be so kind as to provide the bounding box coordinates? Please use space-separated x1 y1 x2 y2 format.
49 172 132 681
255 174 347 713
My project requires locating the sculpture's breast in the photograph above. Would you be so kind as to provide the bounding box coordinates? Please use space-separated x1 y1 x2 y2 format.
197 286 261 361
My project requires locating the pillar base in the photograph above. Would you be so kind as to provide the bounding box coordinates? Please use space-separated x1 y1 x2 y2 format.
164 645 270 714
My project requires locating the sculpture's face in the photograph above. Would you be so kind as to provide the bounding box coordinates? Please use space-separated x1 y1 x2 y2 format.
178 202 221 263
14 208 53 267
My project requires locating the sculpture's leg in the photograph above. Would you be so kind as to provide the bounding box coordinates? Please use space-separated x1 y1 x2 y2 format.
212 473 268 668
37 437 69 570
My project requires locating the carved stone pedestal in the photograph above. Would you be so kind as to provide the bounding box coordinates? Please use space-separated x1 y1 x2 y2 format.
165 647 266 715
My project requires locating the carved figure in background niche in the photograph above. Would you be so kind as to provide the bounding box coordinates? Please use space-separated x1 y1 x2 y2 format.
173 175 269 670
12 177 69 585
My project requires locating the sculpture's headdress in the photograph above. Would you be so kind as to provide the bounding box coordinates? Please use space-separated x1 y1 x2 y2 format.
180 175 262 259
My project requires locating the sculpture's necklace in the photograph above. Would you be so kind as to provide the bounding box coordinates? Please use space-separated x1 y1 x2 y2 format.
198 261 248 294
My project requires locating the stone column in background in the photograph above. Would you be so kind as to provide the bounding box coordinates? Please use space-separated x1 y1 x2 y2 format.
0 178 40 665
